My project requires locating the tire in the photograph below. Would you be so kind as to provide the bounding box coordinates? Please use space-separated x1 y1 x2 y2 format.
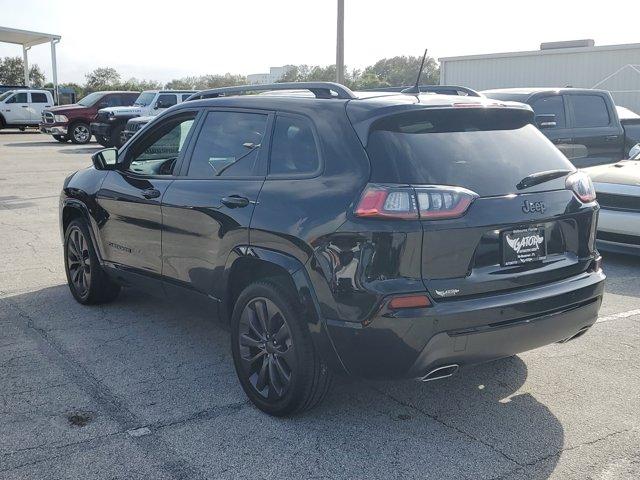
95 134 113 148
231 280 333 416
69 122 91 144
53 135 69 143
64 219 120 305
110 124 125 148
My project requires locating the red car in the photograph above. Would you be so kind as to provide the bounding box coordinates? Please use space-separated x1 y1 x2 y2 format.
40 91 139 144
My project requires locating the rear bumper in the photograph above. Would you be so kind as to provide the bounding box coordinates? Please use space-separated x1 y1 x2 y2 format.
325 270 605 379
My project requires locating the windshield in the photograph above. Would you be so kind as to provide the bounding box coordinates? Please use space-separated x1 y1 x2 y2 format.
0 91 14 102
134 92 156 106
77 92 105 107
366 108 574 197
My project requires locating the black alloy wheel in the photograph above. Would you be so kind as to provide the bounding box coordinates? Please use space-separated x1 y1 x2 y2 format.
231 281 333 416
66 226 92 299
238 297 296 400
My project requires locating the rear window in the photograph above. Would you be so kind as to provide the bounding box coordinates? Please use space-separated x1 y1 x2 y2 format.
366 108 574 197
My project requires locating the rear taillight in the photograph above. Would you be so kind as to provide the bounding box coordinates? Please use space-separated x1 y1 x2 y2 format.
566 171 596 203
355 184 477 220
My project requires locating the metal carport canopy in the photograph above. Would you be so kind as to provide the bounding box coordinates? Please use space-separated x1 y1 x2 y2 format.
0 26 61 100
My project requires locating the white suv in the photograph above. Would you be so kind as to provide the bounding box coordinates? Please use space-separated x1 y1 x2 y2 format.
0 89 54 130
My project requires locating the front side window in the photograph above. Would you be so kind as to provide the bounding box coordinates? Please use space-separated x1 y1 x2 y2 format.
156 94 177 108
7 93 27 103
31 92 49 103
269 115 320 176
188 111 268 178
531 96 566 128
569 95 610 128
127 114 196 176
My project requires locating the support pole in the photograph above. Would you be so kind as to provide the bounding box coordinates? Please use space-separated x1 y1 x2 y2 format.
51 39 59 104
22 46 30 87
336 0 344 84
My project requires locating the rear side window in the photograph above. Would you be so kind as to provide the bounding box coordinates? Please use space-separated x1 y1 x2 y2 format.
31 92 49 103
269 115 319 175
569 95 610 127
366 108 574 197
188 111 267 178
531 96 566 128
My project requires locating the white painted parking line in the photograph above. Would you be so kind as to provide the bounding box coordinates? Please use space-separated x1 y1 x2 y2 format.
596 309 640 324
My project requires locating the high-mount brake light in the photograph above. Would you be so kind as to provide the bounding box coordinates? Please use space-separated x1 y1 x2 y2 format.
355 185 477 220
566 171 596 203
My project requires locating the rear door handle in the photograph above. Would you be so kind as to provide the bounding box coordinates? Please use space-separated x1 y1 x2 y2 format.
221 195 250 208
141 188 161 199
553 138 572 143
604 135 620 142
21 105 29 108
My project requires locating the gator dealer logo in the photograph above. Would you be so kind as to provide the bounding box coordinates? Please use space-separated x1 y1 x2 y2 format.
522 200 546 214
505 232 545 254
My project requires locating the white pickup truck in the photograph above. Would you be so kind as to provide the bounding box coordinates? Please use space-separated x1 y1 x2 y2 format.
0 89 54 131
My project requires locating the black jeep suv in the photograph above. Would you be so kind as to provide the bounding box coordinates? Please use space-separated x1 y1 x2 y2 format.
59 82 605 416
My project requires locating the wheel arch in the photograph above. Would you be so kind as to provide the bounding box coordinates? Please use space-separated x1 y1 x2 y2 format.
61 199 105 264
223 247 348 375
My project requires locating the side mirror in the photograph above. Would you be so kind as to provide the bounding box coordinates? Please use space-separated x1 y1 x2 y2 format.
91 148 118 170
535 114 557 129
628 143 640 159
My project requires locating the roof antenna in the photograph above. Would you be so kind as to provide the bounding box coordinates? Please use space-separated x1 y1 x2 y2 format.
401 49 428 95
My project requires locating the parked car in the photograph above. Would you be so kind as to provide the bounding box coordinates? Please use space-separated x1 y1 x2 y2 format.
90 90 196 148
121 115 153 143
585 148 640 255
482 88 636 167
0 89 53 131
616 106 640 152
40 91 140 144
60 82 604 416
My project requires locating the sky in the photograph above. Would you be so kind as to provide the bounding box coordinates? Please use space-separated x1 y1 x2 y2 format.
1 0 638 85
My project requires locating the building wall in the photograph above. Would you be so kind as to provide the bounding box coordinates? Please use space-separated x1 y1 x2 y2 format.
440 44 640 112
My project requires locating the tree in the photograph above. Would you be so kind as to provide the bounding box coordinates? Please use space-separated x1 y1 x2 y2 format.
119 77 163 91
363 55 439 87
84 67 121 92
0 56 46 86
165 73 247 90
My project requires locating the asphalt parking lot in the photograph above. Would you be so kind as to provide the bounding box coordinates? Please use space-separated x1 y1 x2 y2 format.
1 131 639 480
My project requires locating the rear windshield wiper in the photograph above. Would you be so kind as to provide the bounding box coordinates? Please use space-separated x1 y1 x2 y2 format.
516 169 573 190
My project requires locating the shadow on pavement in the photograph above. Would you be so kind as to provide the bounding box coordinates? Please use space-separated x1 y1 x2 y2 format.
2 284 564 479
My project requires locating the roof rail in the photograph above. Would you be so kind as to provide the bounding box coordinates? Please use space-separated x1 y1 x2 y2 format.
187 82 357 101
361 85 482 97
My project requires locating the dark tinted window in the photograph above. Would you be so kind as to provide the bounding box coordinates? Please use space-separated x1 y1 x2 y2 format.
104 95 120 107
188 111 267 178
531 96 566 128
569 95 610 127
366 108 574 197
7 93 27 103
181 94 193 102
31 92 49 103
269 115 319 175
156 94 177 108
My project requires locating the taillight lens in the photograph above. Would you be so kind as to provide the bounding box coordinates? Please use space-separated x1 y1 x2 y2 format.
566 171 596 203
415 186 478 219
355 184 477 220
354 186 419 219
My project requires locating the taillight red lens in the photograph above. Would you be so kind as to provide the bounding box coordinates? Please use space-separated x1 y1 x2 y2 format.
355 186 419 219
566 171 596 203
415 186 478 219
355 184 477 220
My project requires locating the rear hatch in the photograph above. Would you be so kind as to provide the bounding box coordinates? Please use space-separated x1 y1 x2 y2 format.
364 107 599 299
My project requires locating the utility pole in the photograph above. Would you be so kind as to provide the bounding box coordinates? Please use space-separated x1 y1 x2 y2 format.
336 0 344 84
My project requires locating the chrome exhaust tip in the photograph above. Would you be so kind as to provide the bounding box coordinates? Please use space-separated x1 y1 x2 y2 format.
419 364 459 382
